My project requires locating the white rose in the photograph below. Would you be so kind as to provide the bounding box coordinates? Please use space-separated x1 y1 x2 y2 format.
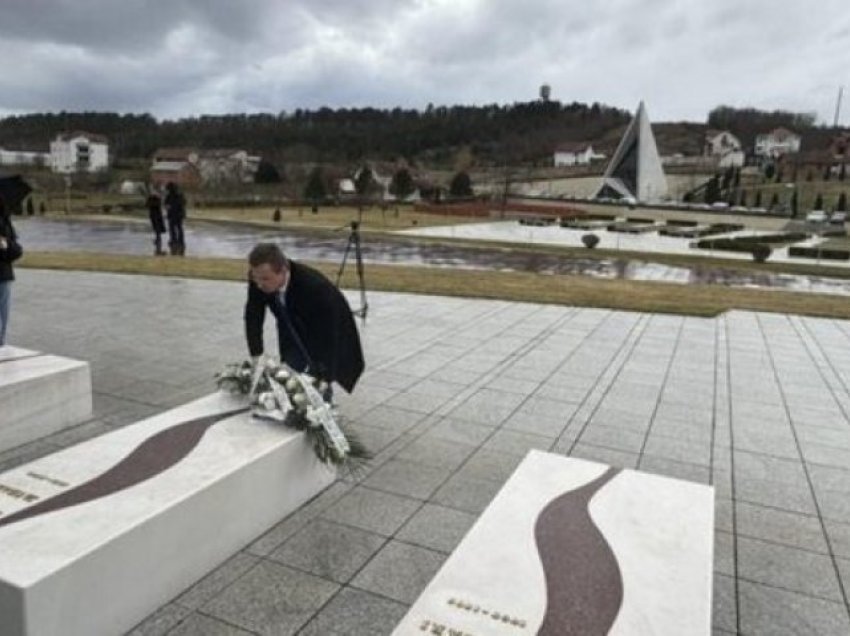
259 392 276 410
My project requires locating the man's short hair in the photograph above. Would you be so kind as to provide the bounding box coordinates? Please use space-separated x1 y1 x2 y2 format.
249 243 288 271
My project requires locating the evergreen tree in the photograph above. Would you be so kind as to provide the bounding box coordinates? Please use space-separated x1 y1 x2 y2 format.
814 193 824 210
841 163 847 181
304 167 326 207
764 163 775 180
449 171 473 198
354 165 376 197
389 168 415 202
704 176 720 204
837 192 847 212
791 190 799 216
254 159 281 183
770 192 780 210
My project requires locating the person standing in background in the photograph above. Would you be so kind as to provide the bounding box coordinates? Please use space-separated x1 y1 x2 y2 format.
163 181 186 255
145 186 166 255
0 198 23 346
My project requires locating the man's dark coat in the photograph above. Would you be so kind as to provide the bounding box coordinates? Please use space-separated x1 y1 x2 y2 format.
244 260 364 393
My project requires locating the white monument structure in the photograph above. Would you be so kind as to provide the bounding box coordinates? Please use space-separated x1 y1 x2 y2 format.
595 102 668 203
0 392 335 636
395 451 714 635
0 346 92 453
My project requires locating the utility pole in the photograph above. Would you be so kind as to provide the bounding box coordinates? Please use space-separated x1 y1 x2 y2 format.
834 86 844 128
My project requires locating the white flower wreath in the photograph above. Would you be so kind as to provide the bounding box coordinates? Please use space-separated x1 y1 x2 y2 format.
216 359 370 469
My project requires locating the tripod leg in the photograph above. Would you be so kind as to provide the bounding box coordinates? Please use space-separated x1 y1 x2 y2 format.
336 236 354 286
353 232 368 322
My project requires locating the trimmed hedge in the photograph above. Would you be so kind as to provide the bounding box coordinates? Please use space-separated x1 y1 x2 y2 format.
517 217 556 226
788 246 850 260
695 232 808 251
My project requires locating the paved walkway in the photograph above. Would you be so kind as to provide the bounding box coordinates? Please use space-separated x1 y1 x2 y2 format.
2 270 850 635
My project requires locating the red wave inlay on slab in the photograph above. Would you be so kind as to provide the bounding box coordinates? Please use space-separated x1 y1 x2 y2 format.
534 467 623 635
0 407 248 529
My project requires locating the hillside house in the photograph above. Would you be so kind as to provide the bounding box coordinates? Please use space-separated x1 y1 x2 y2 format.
50 131 109 173
553 142 602 166
754 127 801 159
0 147 50 167
196 149 261 186
704 130 744 167
149 147 259 188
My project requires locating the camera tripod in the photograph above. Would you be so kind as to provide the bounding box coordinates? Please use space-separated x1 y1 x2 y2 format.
336 221 368 322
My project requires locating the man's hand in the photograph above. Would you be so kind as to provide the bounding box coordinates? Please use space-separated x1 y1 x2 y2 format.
248 355 265 396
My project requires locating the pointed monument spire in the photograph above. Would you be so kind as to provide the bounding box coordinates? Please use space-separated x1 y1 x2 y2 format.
595 101 668 202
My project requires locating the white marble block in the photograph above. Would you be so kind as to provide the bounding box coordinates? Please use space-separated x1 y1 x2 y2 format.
394 450 714 636
0 345 92 453
0 391 335 636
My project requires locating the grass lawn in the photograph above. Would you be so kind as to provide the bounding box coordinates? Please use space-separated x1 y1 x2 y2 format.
18 251 850 320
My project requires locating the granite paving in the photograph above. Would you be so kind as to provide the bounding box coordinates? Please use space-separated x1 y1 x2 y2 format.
3 269 850 634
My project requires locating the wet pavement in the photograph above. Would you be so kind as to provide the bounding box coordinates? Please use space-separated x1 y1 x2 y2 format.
15 217 850 297
3 270 850 635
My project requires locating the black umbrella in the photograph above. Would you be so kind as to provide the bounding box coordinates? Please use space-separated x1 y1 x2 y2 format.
0 174 33 215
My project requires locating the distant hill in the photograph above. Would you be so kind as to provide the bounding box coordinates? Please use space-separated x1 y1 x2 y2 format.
0 103 837 170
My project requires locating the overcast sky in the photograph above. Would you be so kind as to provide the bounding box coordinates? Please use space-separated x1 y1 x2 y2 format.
1 0 849 124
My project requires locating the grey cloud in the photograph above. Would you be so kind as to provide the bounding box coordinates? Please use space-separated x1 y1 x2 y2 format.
0 0 283 52
0 0 849 123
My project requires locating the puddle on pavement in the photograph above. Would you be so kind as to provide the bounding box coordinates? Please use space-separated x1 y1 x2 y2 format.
16 217 850 297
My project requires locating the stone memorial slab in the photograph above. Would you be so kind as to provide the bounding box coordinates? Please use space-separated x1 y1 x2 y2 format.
394 450 714 635
0 391 335 636
0 345 92 453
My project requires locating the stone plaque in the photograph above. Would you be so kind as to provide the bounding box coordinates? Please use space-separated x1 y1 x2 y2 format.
394 451 714 635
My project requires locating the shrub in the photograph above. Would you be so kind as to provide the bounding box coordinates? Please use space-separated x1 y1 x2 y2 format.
695 232 807 250
751 243 772 263
582 233 600 249
788 246 850 260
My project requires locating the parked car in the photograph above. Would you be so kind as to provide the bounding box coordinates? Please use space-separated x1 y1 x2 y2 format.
806 210 828 223
711 202 730 210
830 211 847 224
